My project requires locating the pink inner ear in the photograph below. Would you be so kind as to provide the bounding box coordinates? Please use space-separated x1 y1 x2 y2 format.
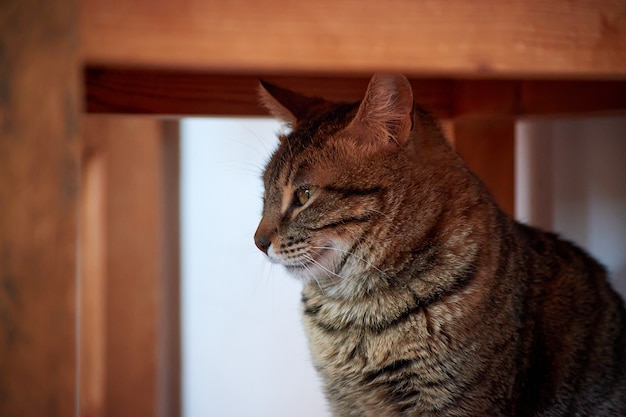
347 73 414 149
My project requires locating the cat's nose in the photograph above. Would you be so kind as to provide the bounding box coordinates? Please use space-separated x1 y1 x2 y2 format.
254 234 271 255
255 219 275 255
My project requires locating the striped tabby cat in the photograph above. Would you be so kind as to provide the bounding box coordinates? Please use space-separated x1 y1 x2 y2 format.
253 73 626 416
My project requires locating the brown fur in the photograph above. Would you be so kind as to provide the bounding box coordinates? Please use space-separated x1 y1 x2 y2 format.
254 74 626 416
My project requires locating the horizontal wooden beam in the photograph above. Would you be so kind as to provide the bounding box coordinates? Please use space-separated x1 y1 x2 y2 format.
85 68 626 118
84 69 454 117
80 0 626 78
520 81 626 117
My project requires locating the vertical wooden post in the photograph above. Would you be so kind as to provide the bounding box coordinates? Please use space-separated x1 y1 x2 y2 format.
104 117 161 417
158 120 182 417
80 128 108 417
80 116 180 417
0 0 80 416
453 119 516 217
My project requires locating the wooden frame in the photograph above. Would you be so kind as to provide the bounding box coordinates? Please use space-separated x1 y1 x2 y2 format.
0 0 80 415
85 69 626 119
80 0 626 77
80 116 181 417
2 0 625 416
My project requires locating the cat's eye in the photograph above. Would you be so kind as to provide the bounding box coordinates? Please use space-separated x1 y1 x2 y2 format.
295 185 318 206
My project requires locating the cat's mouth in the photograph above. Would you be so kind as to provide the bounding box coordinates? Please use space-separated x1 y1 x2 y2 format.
283 246 337 278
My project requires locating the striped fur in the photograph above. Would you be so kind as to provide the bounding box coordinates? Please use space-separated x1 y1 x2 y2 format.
254 74 626 416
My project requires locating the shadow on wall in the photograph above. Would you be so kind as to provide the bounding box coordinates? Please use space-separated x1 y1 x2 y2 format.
516 116 626 299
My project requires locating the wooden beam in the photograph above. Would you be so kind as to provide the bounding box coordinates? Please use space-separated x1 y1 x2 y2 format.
80 0 626 78
0 0 80 415
85 68 626 118
84 68 454 118
520 81 626 117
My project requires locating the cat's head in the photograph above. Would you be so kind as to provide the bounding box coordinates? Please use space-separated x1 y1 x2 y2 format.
254 74 430 289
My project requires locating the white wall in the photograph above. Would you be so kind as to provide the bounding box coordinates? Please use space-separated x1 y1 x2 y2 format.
181 118 329 417
516 116 626 297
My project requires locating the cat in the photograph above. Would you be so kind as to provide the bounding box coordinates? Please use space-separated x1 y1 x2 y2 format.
253 73 626 416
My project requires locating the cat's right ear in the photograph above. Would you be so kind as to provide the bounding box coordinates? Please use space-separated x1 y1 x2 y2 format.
258 80 324 128
345 73 414 151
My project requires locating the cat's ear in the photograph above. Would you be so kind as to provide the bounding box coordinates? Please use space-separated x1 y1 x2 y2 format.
346 73 414 149
258 80 325 128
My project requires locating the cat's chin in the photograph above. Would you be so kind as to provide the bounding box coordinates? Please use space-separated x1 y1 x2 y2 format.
284 263 326 282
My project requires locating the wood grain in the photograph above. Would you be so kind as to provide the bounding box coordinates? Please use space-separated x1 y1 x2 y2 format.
85 68 454 118
80 0 626 77
85 68 626 118
0 0 80 415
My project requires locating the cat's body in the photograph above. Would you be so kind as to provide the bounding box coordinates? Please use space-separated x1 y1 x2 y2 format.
254 74 626 416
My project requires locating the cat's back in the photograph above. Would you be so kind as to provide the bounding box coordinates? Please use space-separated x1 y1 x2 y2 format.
512 222 626 416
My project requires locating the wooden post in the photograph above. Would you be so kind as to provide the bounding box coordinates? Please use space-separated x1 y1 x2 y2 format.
158 120 182 417
80 129 108 417
453 119 516 217
0 0 80 416
80 116 181 417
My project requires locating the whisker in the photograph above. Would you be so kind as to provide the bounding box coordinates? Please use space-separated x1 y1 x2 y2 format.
364 208 392 220
310 246 391 280
234 123 275 159
301 252 370 297
302 254 346 281
298 257 326 296
286 135 294 159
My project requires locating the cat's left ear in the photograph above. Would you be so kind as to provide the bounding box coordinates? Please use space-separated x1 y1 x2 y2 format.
258 80 326 129
345 73 414 149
